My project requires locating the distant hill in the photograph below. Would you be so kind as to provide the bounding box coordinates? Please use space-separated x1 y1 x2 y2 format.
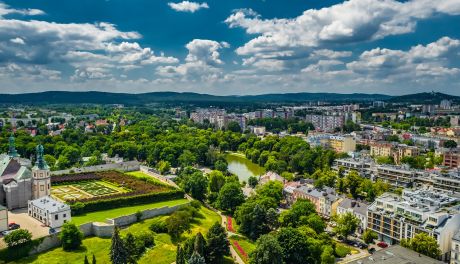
388 92 460 104
0 91 391 105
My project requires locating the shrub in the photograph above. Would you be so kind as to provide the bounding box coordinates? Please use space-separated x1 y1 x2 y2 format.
150 220 168 233
70 189 185 215
4 229 32 248
190 200 202 209
59 222 83 251
137 232 155 248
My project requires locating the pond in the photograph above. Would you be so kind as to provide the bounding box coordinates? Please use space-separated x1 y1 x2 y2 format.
225 153 265 182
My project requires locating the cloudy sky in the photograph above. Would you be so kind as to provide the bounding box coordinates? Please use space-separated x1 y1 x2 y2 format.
1 0 460 95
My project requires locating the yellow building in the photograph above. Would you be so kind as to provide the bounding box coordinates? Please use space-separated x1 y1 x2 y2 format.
329 135 356 153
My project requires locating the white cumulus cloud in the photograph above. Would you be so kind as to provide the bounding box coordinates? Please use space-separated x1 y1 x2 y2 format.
168 1 209 13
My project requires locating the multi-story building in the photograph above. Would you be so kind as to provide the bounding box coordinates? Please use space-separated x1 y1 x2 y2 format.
329 135 356 153
451 231 460 264
370 141 394 157
305 114 345 132
28 196 71 228
336 198 368 234
444 148 460 168
292 186 340 218
394 144 420 165
333 158 374 177
374 165 419 188
431 170 460 193
367 189 460 260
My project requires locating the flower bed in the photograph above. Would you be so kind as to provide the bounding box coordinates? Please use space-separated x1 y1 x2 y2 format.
227 216 235 232
232 241 249 262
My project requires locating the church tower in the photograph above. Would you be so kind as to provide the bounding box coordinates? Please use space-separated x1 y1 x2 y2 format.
8 133 19 158
32 144 51 199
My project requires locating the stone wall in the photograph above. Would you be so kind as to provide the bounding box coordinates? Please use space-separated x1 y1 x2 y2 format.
110 204 186 226
51 161 141 175
140 165 179 188
28 234 61 255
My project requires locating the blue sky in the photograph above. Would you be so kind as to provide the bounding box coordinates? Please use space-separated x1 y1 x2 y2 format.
1 0 460 95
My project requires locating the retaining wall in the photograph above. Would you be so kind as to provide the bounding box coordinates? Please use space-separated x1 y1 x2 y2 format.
52 161 141 175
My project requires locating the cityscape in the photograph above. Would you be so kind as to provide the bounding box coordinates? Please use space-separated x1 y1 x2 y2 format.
1 0 460 264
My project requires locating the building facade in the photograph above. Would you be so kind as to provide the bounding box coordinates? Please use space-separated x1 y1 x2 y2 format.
28 196 71 228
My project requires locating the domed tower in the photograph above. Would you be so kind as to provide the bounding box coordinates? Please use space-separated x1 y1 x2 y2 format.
32 144 51 199
8 132 19 158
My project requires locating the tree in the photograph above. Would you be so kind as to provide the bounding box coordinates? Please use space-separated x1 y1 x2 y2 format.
248 176 258 188
266 208 279 230
59 222 83 251
216 182 245 213
4 229 32 248
249 204 270 240
444 140 458 149
344 170 363 199
156 160 171 175
321 246 335 264
400 233 441 259
227 121 242 132
276 227 319 263
209 170 226 193
206 222 230 263
302 214 326 234
362 230 378 244
176 244 186 264
214 159 228 172
165 210 193 239
110 227 129 264
194 232 206 258
250 234 283 264
124 233 138 264
334 212 360 240
188 252 206 264
92 254 97 264
279 199 316 227
84 255 90 264
182 171 208 201
256 181 283 204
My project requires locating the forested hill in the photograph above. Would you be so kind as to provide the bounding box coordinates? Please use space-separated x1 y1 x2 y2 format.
388 92 460 104
0 91 391 105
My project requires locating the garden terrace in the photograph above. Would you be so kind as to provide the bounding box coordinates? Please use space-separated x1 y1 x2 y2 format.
50 171 184 215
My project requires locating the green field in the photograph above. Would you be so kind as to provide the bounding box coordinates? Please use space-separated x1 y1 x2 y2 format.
71 198 189 225
14 205 225 264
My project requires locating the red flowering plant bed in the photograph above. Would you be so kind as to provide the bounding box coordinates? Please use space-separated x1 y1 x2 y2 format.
227 216 235 232
232 241 249 262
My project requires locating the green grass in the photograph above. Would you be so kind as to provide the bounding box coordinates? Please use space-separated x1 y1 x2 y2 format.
335 243 352 258
229 235 256 263
12 205 225 264
126 171 167 185
71 198 189 225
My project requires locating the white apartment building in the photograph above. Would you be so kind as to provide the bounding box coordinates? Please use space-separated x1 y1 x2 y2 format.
368 189 460 261
451 231 460 264
0 205 7 232
28 196 71 228
305 114 345 132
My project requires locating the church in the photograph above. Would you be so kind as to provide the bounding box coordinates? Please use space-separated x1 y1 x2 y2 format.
0 134 51 210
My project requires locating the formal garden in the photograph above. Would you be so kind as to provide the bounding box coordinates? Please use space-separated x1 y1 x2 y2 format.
50 171 184 216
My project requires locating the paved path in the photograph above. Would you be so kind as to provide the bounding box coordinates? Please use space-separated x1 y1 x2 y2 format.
220 214 246 264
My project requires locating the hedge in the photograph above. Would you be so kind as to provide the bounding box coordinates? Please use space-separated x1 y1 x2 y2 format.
70 189 185 215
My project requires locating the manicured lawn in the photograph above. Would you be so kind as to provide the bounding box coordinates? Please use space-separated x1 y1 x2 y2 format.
12 237 111 264
52 180 128 202
71 198 189 225
229 235 256 263
13 204 226 264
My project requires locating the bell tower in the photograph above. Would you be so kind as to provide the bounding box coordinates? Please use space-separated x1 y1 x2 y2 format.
8 133 19 158
32 145 51 199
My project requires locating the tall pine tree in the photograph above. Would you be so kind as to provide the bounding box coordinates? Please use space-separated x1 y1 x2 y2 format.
194 232 206 257
92 254 96 264
176 244 186 264
110 227 129 264
206 222 230 263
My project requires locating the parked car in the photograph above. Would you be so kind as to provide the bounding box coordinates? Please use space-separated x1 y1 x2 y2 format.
8 223 20 230
377 241 388 248
49 228 56 235
1 230 11 236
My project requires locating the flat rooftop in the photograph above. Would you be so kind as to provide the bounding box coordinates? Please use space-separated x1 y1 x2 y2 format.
349 245 443 264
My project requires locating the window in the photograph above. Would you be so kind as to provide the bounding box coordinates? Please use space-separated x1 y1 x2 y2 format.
40 185 44 191
63 214 67 218
55 215 58 220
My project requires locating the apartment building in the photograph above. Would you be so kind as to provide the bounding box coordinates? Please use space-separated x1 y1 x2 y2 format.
452 231 460 264
367 190 460 260
333 158 374 177
444 148 460 169
292 186 340 218
370 141 420 165
329 135 356 153
370 141 394 157
374 165 419 188
305 114 345 132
